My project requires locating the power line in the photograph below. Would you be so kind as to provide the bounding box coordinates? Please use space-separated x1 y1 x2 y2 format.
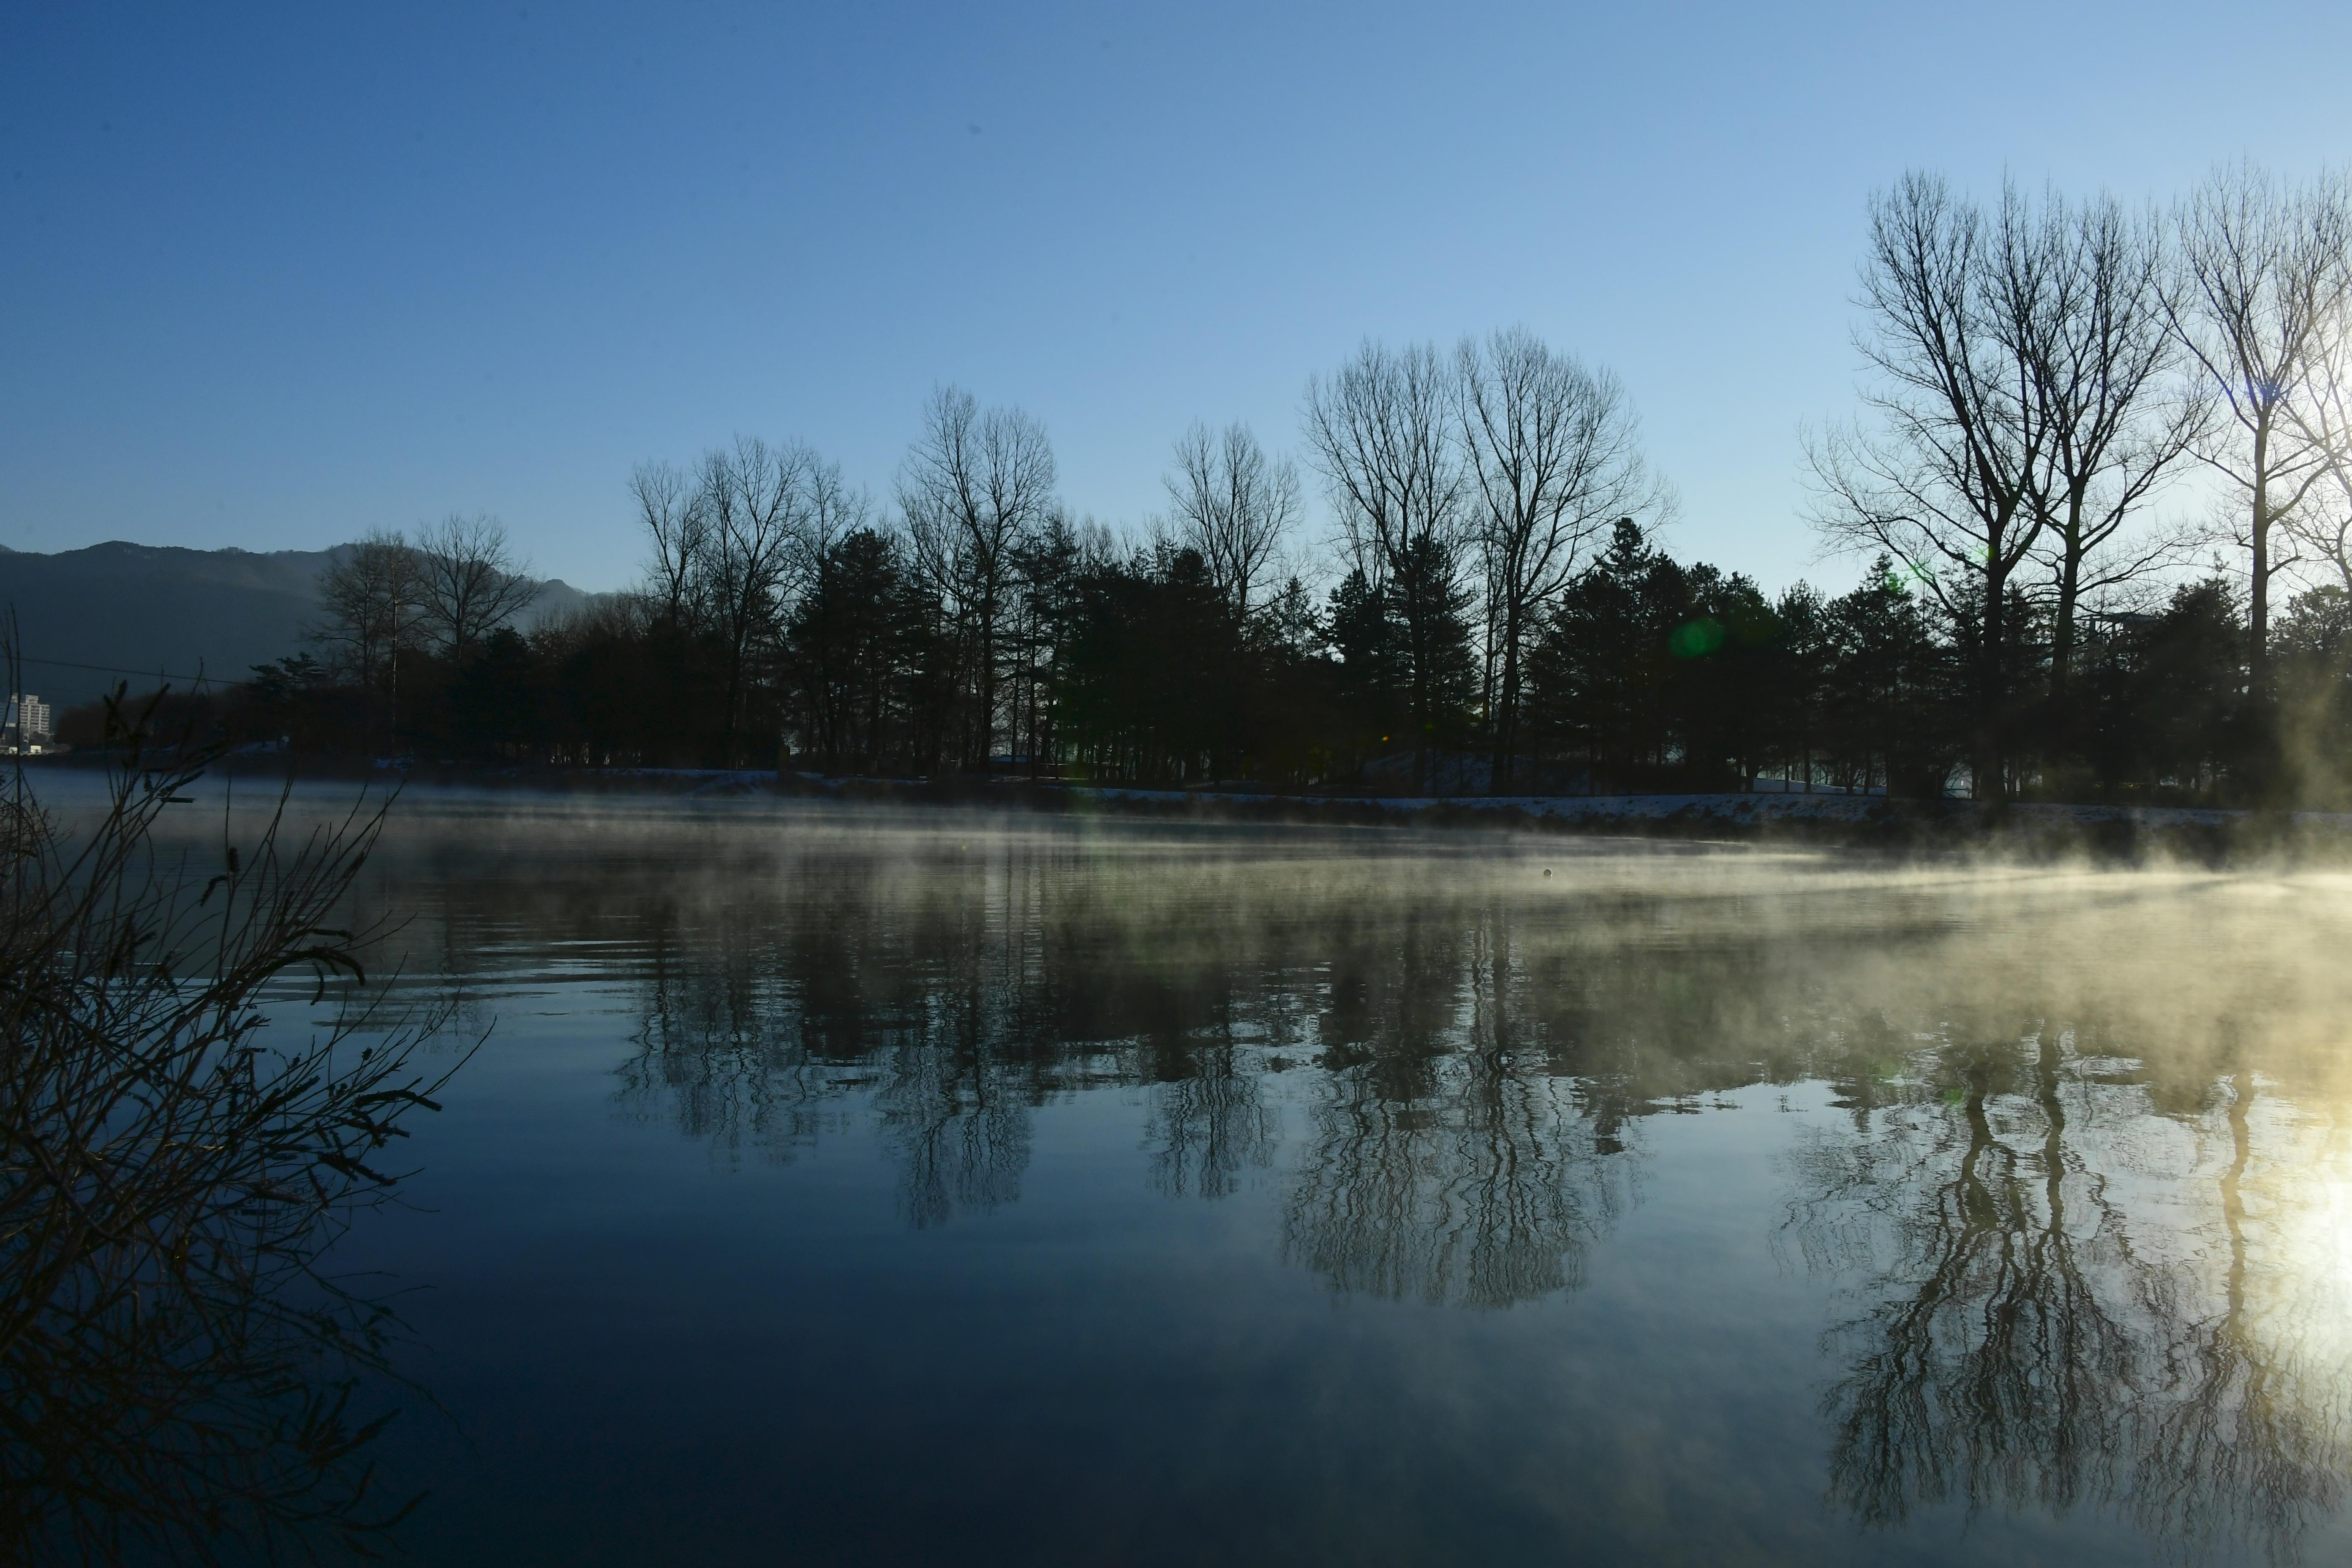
8 654 215 685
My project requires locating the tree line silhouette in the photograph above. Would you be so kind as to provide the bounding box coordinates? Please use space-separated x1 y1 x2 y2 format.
67 162 2352 806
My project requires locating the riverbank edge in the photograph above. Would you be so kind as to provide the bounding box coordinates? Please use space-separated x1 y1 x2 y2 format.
1058 784 2346 863
26 752 2336 863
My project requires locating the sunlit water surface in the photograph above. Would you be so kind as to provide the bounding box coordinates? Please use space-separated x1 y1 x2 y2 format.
135 787 2352 1562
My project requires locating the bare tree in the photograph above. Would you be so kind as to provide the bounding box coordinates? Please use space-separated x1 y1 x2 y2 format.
2020 191 2207 695
780 457 874 768
1809 174 2056 799
699 437 819 765
312 530 420 689
2168 162 2352 697
631 460 709 628
312 529 423 748
414 513 536 662
0 728 456 1563
1303 340 1465 789
798 452 869 580
2283 295 2352 594
1457 327 1666 790
1163 421 1301 625
898 387 1059 770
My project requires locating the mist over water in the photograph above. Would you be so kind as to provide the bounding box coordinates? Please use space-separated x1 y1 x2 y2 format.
116 789 2352 1563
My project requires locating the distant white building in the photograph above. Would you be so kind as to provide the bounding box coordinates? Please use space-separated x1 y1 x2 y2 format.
5 693 52 753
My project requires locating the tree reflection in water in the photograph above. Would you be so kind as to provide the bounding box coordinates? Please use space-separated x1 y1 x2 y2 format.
1284 908 1628 1307
2133 1077 2352 1560
1786 998 2352 1561
395 813 2352 1559
596 843 1674 1278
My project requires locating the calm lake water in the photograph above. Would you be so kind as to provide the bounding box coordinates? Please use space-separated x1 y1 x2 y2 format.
144 790 2352 1562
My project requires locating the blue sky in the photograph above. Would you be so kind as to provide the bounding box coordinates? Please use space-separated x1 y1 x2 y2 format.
5 1 2350 593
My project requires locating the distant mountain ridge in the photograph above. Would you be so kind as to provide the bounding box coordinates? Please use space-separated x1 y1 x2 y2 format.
0 540 593 709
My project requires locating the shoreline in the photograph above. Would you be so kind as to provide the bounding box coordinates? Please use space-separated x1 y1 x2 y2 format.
24 753 2342 863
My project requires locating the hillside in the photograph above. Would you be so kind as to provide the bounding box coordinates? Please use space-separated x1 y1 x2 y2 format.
0 541 591 709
